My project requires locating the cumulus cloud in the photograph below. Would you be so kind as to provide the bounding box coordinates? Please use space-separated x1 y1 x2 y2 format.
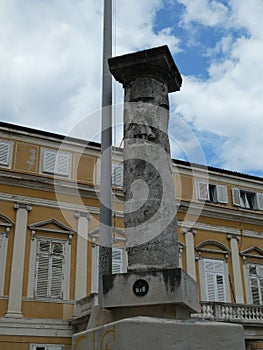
0 0 180 141
171 0 263 175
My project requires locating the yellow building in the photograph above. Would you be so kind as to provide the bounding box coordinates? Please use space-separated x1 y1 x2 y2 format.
0 121 263 350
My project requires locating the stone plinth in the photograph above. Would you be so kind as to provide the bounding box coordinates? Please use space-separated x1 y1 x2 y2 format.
73 316 246 350
103 269 199 318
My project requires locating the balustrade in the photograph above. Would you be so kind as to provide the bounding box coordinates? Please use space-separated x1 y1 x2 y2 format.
192 302 263 323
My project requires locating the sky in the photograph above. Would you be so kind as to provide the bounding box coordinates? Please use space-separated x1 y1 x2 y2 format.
1 0 263 177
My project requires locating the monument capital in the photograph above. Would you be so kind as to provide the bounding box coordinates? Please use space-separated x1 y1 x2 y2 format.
108 45 182 92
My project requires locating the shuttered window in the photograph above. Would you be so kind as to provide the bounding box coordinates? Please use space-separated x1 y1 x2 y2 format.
112 248 125 274
0 140 12 167
92 245 125 292
203 259 226 302
232 188 260 210
112 163 123 187
96 159 123 187
196 181 228 204
41 148 71 177
248 264 263 305
35 239 65 299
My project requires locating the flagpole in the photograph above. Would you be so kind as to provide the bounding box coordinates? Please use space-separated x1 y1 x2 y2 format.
99 0 113 286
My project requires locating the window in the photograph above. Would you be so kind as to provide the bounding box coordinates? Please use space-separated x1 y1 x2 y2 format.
248 264 263 305
91 245 126 293
196 181 228 204
232 188 263 210
34 238 65 299
112 247 125 274
0 140 12 168
112 162 123 187
202 259 226 302
41 148 71 177
30 345 64 350
96 159 123 187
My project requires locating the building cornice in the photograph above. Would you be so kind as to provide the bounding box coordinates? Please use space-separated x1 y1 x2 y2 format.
0 317 72 337
178 200 263 227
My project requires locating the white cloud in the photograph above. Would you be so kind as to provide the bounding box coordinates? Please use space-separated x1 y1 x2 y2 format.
0 0 180 140
177 0 229 27
170 0 263 174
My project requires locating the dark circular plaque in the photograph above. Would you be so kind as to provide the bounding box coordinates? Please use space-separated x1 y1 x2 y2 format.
133 279 149 297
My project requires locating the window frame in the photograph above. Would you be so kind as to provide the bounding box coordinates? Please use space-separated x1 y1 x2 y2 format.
200 258 228 302
0 140 13 168
196 181 228 204
96 158 123 187
232 188 262 210
91 244 126 293
40 148 72 178
246 263 263 305
28 235 70 301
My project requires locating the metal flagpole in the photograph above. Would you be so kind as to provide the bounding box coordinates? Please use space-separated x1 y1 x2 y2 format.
99 0 113 292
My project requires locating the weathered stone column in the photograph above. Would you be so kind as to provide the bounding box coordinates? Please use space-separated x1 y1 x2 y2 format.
109 46 182 271
6 203 31 318
75 211 90 300
228 234 244 303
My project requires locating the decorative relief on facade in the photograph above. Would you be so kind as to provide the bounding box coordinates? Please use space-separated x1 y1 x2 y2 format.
26 148 37 171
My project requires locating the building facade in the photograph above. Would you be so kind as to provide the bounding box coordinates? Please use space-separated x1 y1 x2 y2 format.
0 121 262 349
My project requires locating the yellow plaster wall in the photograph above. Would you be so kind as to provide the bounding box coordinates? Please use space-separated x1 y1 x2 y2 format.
14 141 39 174
73 154 96 184
0 336 71 350
22 300 68 319
0 298 8 317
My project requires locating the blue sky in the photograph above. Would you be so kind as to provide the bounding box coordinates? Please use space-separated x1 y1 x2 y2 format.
1 0 263 177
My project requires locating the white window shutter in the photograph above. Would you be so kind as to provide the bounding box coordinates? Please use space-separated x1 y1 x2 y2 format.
55 153 71 177
35 239 65 299
35 254 49 298
112 163 123 187
197 181 209 201
250 277 260 304
50 255 64 298
42 150 56 174
257 193 263 210
205 272 215 301
216 185 228 203
0 141 11 166
42 149 70 177
216 274 226 302
203 259 226 302
232 188 241 206
112 248 124 274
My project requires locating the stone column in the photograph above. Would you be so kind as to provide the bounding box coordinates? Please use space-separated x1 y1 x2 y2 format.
182 228 196 281
6 203 31 318
109 46 182 271
228 234 244 303
75 212 90 300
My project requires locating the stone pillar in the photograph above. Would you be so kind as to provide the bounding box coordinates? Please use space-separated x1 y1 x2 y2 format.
182 228 196 281
109 46 182 271
75 212 90 300
6 203 31 318
228 234 244 303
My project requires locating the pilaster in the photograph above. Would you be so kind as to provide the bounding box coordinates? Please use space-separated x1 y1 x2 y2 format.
227 234 244 303
75 211 90 300
182 228 197 281
5 203 31 318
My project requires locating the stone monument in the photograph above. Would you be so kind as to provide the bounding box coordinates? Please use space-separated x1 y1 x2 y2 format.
72 45 245 350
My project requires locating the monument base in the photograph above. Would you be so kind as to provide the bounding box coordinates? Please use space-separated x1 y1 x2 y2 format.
73 316 245 350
